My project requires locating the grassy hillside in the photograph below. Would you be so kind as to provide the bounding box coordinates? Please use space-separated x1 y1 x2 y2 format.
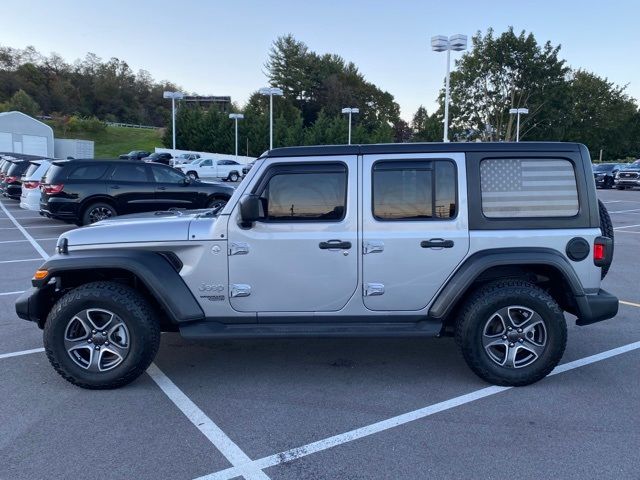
47 122 164 158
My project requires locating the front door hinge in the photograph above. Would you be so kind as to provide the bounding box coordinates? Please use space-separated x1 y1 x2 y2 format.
364 283 385 296
230 284 251 298
229 242 249 256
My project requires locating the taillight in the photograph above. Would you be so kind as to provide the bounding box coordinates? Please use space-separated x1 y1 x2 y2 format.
594 243 605 261
5 176 18 183
23 181 40 189
42 184 64 194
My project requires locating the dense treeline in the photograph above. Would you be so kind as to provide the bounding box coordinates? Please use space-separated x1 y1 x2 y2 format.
0 45 177 126
2 30 639 161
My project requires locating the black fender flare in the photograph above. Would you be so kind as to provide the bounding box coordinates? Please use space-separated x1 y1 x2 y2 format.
24 249 204 325
428 248 585 322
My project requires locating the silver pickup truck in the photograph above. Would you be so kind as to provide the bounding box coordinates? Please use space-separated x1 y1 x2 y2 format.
17 142 618 389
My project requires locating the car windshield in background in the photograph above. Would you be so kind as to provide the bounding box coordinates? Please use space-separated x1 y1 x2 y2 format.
593 164 614 171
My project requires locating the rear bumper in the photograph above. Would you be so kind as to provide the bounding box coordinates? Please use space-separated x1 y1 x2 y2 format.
40 198 80 220
575 289 619 326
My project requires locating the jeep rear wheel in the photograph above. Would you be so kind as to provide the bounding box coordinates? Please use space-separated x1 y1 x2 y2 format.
455 280 567 387
43 281 160 389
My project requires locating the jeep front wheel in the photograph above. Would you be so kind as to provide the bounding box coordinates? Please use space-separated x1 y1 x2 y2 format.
455 280 567 387
43 281 160 389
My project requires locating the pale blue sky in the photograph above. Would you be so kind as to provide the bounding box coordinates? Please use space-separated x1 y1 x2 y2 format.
3 0 639 120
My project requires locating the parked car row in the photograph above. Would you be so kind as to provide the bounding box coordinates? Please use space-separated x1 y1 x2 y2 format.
592 160 640 189
0 154 235 225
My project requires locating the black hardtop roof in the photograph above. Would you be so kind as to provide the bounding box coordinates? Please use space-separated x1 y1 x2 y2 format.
266 141 584 158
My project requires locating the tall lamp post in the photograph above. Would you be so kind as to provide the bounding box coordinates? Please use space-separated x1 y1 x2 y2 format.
228 113 244 157
258 87 283 150
341 107 359 144
431 34 467 143
509 108 529 142
163 91 184 150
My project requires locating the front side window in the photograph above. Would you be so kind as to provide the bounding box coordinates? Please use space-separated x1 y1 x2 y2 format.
152 165 185 183
373 160 457 220
258 164 347 221
480 158 579 218
201 159 213 167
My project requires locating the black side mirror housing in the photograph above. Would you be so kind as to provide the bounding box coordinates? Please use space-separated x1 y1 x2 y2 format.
239 194 261 226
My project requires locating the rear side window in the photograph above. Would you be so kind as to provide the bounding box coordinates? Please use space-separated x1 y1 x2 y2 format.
67 164 109 180
373 160 457 220
480 158 578 218
258 163 347 221
110 164 149 182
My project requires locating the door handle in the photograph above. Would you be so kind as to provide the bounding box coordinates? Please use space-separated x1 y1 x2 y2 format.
421 238 454 248
319 240 352 250
109 185 120 189
158 186 167 190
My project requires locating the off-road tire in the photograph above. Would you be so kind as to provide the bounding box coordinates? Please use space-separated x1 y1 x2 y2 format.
598 198 614 279
455 279 567 387
43 281 160 389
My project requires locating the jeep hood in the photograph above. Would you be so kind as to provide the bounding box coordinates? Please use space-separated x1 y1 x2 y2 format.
60 210 215 246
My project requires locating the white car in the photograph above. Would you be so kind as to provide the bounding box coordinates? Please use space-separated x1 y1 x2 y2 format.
20 159 51 211
171 153 201 167
177 158 242 182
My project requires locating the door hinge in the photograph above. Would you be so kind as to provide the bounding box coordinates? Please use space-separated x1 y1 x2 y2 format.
363 241 384 255
230 284 251 297
229 242 249 256
364 283 385 296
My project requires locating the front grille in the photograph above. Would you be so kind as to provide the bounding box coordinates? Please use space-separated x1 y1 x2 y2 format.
619 172 639 179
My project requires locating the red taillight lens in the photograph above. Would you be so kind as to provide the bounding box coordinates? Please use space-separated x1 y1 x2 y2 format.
5 176 18 183
23 181 40 189
594 243 605 261
42 184 64 194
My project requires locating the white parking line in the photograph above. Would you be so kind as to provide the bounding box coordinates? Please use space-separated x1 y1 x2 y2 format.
0 238 57 244
0 347 45 360
0 258 42 264
197 340 640 480
0 202 50 259
146 363 271 480
0 290 25 296
609 208 640 214
614 224 640 230
620 300 640 308
0 225 70 230
0 199 268 480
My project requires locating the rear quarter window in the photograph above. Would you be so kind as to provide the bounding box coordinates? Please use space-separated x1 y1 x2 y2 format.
480 158 579 218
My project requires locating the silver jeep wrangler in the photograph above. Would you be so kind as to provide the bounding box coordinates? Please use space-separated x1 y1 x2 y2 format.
17 142 618 389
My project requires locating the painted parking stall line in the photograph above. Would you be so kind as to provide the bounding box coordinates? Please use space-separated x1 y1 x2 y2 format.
197 340 640 480
0 347 45 360
0 199 269 480
620 300 640 308
0 258 42 264
0 290 25 296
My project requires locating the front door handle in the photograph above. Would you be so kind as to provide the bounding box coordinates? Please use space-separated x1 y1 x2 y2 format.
110 185 120 190
421 238 454 249
158 186 167 191
319 240 352 250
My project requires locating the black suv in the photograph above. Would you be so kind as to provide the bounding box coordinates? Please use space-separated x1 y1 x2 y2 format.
39 159 235 225
592 163 624 189
0 159 31 199
119 150 151 160
141 152 173 165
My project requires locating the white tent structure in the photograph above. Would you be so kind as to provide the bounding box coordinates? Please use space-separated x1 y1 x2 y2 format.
0 111 54 157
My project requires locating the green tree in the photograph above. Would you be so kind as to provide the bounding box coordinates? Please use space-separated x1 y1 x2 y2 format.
411 106 441 142
447 28 570 141
7 88 40 116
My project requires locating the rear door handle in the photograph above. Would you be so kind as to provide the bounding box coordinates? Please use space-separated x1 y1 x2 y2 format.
319 240 352 250
109 185 120 190
421 238 454 249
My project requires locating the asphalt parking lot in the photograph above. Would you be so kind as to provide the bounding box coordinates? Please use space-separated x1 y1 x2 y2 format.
0 188 639 480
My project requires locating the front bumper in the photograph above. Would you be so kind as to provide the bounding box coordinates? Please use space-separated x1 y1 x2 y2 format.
575 289 619 326
15 286 53 328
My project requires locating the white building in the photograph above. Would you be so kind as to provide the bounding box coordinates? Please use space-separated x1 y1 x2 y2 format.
0 111 54 157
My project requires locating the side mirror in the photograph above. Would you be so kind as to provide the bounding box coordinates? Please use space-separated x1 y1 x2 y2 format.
239 194 261 226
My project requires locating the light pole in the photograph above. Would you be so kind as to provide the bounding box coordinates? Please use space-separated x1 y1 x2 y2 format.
509 108 529 142
163 91 185 150
228 113 244 157
431 34 467 142
258 87 284 150
341 107 359 144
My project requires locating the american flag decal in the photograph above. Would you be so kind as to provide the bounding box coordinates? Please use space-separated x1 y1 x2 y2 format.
480 159 579 218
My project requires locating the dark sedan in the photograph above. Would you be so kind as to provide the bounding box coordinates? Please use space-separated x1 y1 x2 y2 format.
119 150 151 160
592 163 625 189
39 159 235 225
142 152 173 165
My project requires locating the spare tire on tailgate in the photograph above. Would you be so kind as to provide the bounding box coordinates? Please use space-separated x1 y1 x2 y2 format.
598 199 614 279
